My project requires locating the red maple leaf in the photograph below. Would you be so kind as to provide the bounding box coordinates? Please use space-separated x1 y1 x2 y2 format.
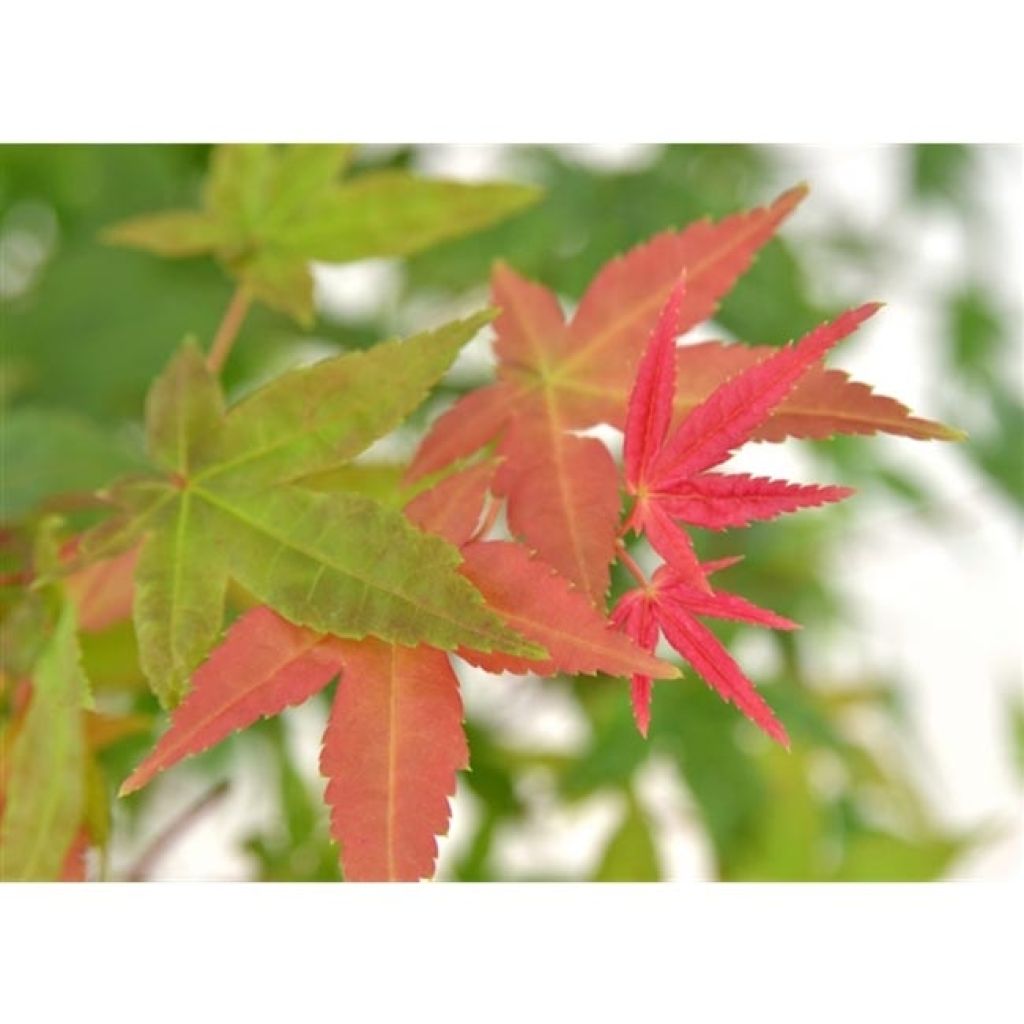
407 187 955 605
612 282 877 737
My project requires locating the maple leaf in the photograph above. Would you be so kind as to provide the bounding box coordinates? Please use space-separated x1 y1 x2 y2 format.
672 341 967 444
456 540 679 680
407 190 810 601
74 312 544 707
320 638 469 882
407 188 960 606
623 285 871 578
120 459 677 881
613 282 898 737
103 144 541 325
120 607 346 796
613 563 794 743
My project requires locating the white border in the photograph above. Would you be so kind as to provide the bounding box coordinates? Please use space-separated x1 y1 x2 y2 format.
2 2 1021 141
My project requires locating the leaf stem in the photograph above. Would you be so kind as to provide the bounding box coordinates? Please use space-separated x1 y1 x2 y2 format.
207 284 252 374
616 540 649 589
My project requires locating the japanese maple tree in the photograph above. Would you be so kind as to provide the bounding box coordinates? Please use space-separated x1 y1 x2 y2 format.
0 145 961 883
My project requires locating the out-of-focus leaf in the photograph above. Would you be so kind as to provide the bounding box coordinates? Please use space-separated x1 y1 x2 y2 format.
594 794 660 881
0 589 53 678
650 683 765 871
0 408 146 522
1011 693 1024 785
276 171 541 263
0 600 90 880
105 145 541 325
833 831 966 881
909 144 974 208
723 747 822 880
947 285 1005 383
562 688 649 799
243 717 341 882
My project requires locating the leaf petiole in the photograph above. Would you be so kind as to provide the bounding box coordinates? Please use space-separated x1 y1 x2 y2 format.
207 284 253 374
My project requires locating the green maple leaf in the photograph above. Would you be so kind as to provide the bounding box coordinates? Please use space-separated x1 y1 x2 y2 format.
102 144 541 325
74 310 544 707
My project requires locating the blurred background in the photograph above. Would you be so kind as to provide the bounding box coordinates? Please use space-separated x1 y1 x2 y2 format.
1 143 1020 881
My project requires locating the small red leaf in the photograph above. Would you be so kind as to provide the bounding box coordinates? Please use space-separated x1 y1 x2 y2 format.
653 598 789 746
320 639 467 882
657 472 854 530
657 568 800 632
610 589 660 737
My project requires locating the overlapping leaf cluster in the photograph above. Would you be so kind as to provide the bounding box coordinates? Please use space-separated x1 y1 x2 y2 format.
0 145 964 883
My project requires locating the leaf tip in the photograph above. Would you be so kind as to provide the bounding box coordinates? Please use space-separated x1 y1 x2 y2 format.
777 182 811 211
117 776 140 799
939 423 970 443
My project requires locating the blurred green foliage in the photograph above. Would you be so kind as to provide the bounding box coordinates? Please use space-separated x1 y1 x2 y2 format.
1 144 1018 881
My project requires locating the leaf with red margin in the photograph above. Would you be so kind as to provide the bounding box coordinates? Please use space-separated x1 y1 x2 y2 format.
456 540 680 680
658 473 854 530
611 565 797 741
119 608 344 795
320 638 467 882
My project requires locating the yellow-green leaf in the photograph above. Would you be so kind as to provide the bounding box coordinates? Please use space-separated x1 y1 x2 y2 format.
145 341 225 474
209 309 495 488
276 171 541 263
0 600 89 881
100 210 228 257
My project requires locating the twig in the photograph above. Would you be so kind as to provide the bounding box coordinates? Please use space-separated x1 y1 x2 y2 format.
615 541 649 589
